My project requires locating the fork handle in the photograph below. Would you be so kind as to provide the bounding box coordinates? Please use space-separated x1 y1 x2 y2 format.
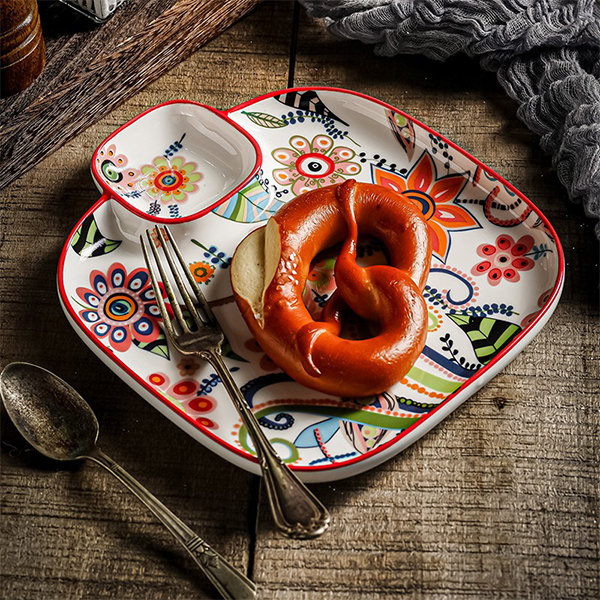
209 353 330 539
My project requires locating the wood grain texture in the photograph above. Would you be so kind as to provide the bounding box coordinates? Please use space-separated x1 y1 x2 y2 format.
0 2 293 599
0 0 261 190
249 10 600 600
1 2 599 599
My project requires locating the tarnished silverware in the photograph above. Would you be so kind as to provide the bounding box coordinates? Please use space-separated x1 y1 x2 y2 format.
0 362 257 600
141 225 330 539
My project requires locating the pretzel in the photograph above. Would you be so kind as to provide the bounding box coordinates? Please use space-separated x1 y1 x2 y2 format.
231 180 432 397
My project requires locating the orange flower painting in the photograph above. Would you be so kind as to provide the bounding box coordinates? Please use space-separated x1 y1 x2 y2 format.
372 151 480 262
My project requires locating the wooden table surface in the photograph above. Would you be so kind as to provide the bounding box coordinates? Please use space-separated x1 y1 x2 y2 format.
1 3 599 599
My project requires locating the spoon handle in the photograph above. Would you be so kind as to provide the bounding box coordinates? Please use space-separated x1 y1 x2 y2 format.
87 449 256 600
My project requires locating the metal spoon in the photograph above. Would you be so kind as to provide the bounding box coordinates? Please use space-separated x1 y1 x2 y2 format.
0 362 256 600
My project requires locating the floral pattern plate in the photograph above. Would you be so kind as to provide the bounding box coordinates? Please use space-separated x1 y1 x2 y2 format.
58 88 564 482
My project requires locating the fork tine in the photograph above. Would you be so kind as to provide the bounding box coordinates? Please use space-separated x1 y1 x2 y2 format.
163 225 216 325
140 234 178 340
155 226 206 331
143 229 190 334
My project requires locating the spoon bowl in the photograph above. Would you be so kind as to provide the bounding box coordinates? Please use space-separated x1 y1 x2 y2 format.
0 362 98 461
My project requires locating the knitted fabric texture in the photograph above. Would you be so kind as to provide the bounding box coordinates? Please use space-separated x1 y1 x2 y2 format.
300 0 600 238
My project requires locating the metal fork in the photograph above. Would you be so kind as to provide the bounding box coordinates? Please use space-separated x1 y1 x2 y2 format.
141 226 330 539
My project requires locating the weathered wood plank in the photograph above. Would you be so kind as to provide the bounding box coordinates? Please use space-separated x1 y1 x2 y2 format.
0 2 294 598
249 11 600 600
0 0 262 190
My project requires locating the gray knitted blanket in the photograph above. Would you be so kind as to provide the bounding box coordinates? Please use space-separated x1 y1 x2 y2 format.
300 0 600 238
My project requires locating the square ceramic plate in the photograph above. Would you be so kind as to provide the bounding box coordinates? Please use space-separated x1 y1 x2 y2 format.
58 88 564 483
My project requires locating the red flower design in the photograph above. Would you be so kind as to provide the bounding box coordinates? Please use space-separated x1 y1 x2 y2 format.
471 234 535 286
146 372 218 429
272 135 361 196
76 263 162 353
372 151 479 262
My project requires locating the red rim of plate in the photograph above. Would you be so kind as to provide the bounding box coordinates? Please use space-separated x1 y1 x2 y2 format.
58 86 566 473
90 100 263 224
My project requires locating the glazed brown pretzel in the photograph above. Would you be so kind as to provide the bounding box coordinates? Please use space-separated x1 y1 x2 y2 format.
231 180 432 397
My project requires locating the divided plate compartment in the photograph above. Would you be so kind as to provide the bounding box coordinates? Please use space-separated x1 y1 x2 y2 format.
92 101 261 230
58 87 564 482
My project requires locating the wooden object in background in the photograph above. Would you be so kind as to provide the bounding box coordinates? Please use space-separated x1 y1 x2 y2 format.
0 0 261 190
0 0 46 96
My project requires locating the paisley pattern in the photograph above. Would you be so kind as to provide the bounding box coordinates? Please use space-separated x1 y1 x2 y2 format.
95 143 140 195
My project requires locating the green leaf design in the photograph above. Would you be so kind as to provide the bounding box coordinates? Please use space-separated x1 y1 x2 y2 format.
71 214 121 258
242 111 288 128
228 193 247 222
132 333 170 359
102 239 121 253
448 313 521 364
212 177 285 223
